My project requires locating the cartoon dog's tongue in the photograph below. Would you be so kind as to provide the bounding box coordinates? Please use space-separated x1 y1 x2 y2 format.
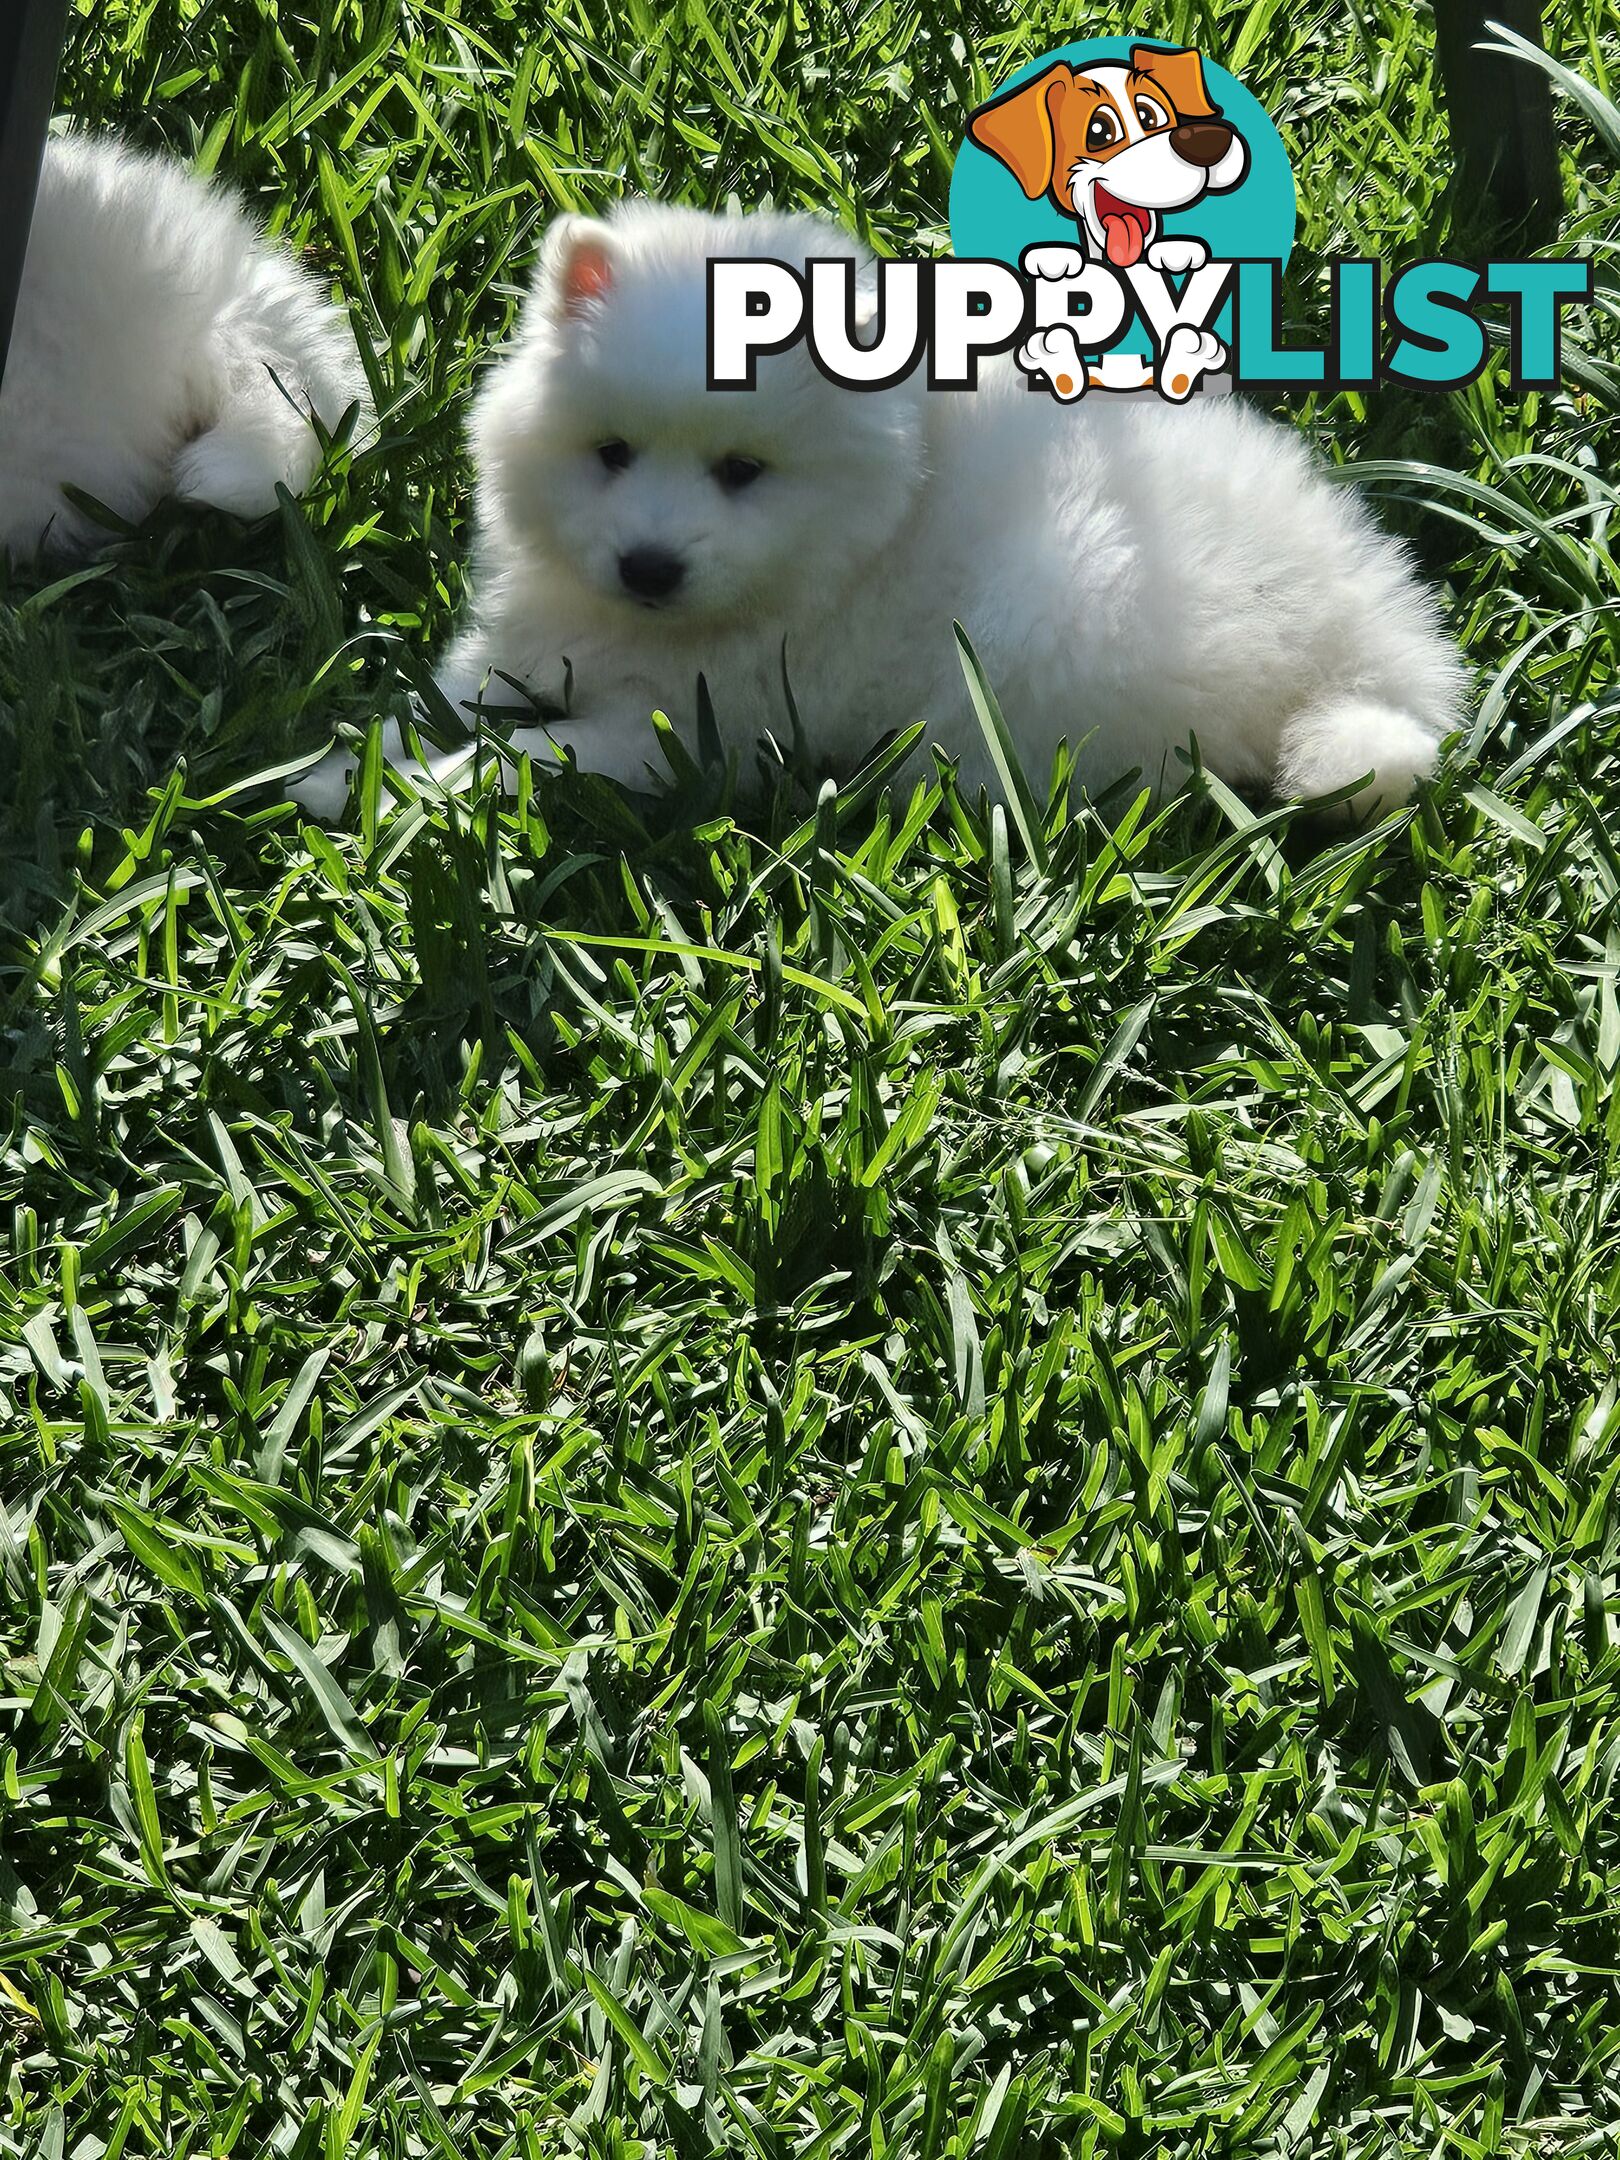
1096 189 1150 268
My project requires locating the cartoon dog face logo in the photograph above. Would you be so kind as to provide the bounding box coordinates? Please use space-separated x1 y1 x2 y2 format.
968 43 1249 268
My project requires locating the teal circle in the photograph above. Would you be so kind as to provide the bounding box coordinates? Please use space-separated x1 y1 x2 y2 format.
949 40 1295 348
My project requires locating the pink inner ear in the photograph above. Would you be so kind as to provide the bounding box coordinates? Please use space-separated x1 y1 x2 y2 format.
562 238 615 315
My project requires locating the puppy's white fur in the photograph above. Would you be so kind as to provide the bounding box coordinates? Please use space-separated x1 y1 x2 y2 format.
0 134 367 559
294 202 1464 819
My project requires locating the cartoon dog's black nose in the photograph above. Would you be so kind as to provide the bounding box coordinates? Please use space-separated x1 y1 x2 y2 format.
1170 120 1235 168
618 546 685 601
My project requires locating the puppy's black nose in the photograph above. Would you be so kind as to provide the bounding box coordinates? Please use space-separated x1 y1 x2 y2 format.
1170 120 1234 168
618 546 685 601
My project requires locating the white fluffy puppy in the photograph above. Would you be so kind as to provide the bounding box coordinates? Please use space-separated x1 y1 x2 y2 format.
294 202 1463 819
0 134 367 559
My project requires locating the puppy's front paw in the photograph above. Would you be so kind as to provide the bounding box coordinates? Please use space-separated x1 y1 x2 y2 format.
288 741 360 817
1145 236 1209 276
1157 325 1226 401
1017 326 1088 400
1020 243 1088 282
283 719 485 819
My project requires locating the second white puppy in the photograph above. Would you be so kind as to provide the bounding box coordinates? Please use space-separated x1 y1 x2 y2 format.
294 202 1464 818
1 134 368 560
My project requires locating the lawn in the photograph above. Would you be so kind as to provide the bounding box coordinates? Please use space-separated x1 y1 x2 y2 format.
4 1 1620 2154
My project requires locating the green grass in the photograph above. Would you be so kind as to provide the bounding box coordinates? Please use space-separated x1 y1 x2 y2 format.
4 1 1620 2154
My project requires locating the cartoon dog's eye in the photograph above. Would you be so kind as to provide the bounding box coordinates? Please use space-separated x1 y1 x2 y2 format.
714 454 766 492
1085 110 1119 152
1134 96 1169 131
597 439 634 473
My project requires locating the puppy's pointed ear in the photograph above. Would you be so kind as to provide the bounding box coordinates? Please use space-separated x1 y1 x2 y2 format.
967 64 1072 200
542 216 618 321
1129 44 1220 122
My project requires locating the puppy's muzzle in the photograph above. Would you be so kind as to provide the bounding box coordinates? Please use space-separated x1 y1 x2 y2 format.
618 545 686 603
1170 120 1235 168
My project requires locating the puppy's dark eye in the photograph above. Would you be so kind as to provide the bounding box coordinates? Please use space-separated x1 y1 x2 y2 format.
714 454 766 493
597 439 633 473
1135 97 1167 131
1085 110 1119 152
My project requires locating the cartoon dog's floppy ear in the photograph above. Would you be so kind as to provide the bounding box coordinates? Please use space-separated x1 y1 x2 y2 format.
1129 43 1220 122
967 64 1074 201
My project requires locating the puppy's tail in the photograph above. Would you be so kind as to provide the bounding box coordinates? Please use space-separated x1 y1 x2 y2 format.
172 250 369 519
1276 698 1450 821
